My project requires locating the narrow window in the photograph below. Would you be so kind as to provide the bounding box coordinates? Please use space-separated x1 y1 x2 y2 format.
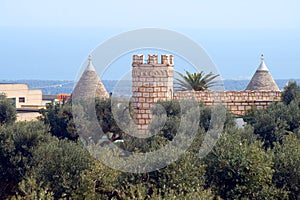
19 97 25 103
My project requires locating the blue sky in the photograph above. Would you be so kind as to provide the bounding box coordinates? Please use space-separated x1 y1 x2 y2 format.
0 0 299 80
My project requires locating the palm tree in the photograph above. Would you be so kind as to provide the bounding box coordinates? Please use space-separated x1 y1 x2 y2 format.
175 70 221 91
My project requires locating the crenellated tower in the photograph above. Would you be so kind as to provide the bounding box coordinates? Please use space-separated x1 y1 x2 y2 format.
132 54 174 131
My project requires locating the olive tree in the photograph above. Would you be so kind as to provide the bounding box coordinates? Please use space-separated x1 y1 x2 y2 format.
0 94 16 124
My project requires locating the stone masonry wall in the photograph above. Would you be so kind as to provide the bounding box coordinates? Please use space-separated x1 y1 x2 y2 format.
132 54 174 131
132 54 282 133
173 90 282 115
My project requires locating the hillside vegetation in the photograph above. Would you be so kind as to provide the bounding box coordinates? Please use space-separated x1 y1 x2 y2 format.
0 82 299 199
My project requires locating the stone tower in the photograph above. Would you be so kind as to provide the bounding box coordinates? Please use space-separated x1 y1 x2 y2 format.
246 54 280 91
132 54 174 131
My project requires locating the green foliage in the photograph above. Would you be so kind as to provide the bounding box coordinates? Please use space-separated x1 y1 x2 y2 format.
281 81 300 105
78 160 122 199
248 100 300 149
273 133 300 199
95 98 123 141
0 94 16 124
12 174 54 200
0 121 49 199
117 151 209 199
205 129 287 199
2 95 300 199
39 102 78 141
32 139 92 199
175 70 220 91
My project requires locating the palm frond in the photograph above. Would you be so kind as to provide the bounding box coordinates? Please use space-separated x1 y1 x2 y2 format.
174 70 221 91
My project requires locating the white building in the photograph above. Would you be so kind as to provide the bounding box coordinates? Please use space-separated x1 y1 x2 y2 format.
0 83 44 121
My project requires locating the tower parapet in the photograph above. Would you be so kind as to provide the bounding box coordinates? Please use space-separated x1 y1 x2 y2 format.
161 54 174 65
133 54 144 65
147 54 158 64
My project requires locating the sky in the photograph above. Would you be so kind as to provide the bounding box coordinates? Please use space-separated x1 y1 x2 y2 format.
0 0 299 80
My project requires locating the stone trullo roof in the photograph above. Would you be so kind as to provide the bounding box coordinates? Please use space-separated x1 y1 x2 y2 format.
72 55 109 99
246 54 280 91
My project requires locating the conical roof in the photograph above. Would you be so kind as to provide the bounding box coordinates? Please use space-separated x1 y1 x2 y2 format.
72 55 109 99
246 54 279 91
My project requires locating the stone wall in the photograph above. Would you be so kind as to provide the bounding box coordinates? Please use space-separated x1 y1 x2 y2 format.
173 90 282 115
17 111 41 121
131 54 282 133
132 54 174 131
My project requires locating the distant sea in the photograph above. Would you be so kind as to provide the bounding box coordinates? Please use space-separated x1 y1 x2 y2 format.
0 79 299 95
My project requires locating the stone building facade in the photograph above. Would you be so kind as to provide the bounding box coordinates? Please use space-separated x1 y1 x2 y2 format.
0 83 44 121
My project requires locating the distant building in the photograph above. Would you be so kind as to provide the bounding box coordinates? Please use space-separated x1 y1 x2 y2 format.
0 83 44 121
57 94 71 102
246 54 280 91
72 55 109 100
42 94 58 105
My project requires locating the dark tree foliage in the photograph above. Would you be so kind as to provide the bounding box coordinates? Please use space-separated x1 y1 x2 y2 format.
39 102 78 141
2 96 300 199
0 122 49 199
95 97 123 138
0 94 16 124
204 128 287 199
117 151 208 199
281 81 300 105
273 133 300 199
32 139 91 199
257 102 300 149
245 82 300 149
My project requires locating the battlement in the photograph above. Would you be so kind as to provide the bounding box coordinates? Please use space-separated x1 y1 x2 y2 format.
132 54 174 66
133 54 144 64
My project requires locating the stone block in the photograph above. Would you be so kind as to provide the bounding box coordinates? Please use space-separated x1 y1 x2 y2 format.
139 98 145 102
143 103 149 108
142 114 149 118
143 82 150 87
147 88 154 92
140 110 145 113
139 87 146 92
231 106 237 111
157 92 165 97
150 93 157 97
246 106 252 110
238 106 245 111
139 119 145 124
132 87 138 92
161 87 167 92
143 93 150 97
135 114 141 119
146 78 154 82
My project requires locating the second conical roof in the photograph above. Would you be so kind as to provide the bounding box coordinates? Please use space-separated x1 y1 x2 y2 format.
72 55 109 99
246 54 279 91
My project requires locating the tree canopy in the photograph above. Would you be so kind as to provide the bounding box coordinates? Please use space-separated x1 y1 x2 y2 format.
1 82 300 199
0 94 16 125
